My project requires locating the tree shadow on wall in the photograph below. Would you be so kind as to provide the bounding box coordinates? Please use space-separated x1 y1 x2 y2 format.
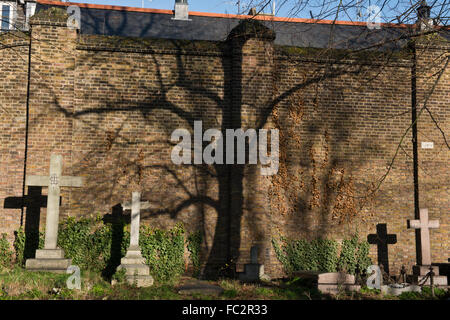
25 16 408 280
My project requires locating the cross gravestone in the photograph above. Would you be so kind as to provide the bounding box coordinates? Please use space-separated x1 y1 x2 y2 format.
117 191 154 287
238 245 269 282
25 154 83 273
408 208 446 285
367 224 397 274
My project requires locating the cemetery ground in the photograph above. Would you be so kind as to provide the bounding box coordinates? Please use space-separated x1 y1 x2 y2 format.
0 267 448 300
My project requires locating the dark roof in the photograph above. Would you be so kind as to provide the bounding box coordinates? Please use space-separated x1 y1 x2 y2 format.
35 1 448 50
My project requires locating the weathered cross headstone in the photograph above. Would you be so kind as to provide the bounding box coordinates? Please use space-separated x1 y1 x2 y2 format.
117 191 154 287
367 224 397 274
407 208 446 285
238 245 269 282
25 154 83 273
408 208 439 266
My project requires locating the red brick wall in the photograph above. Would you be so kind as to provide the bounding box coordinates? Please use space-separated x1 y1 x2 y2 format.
0 12 448 278
0 31 29 242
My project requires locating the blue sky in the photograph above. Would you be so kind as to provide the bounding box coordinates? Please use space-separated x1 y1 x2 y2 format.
65 1 446 24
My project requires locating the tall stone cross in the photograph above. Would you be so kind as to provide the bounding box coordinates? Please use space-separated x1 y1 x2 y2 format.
367 224 397 274
25 154 83 250
119 192 154 287
408 208 439 266
121 191 150 249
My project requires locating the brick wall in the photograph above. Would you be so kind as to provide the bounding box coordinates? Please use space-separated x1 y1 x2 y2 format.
0 11 448 278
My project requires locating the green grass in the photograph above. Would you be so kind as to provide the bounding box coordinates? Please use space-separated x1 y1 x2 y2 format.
0 267 448 300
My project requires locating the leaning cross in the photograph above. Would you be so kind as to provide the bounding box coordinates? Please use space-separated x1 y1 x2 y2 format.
25 154 83 250
368 224 397 274
121 192 150 249
408 208 439 266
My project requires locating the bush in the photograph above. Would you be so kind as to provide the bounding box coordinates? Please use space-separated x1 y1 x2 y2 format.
13 217 195 283
187 231 203 278
13 227 45 266
272 237 339 274
140 223 185 283
337 233 372 276
0 233 14 269
273 234 371 276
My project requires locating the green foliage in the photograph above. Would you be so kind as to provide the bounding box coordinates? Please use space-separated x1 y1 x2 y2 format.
111 268 127 284
273 237 339 274
273 234 371 276
13 217 195 284
13 227 44 267
140 223 185 283
337 234 372 275
187 231 203 278
0 234 14 269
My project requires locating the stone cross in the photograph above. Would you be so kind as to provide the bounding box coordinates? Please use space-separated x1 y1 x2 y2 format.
408 208 439 266
121 192 150 249
25 154 83 250
367 224 397 274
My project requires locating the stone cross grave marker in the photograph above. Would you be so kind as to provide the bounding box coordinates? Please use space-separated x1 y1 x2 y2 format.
118 191 154 287
121 191 151 250
367 224 397 274
25 154 83 272
408 208 439 266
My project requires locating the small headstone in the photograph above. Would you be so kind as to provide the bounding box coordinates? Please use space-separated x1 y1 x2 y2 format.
238 246 270 282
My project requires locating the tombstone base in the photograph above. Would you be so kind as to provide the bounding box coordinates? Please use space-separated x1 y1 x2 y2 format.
238 264 266 282
413 265 440 276
35 248 66 259
26 248 71 273
381 284 421 296
409 265 447 285
26 258 72 273
318 284 361 295
118 247 154 287
408 274 447 286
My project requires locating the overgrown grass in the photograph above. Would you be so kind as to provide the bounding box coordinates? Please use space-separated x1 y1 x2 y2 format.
0 267 447 300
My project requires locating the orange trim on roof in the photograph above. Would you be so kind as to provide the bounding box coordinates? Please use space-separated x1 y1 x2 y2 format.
36 0 412 28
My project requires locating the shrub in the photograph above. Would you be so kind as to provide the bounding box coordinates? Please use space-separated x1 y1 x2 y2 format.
272 237 339 274
0 233 14 269
273 234 371 276
337 233 372 275
13 227 44 266
140 223 185 283
13 217 195 283
187 231 203 278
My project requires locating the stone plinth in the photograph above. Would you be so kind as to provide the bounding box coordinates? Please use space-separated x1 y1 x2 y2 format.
239 263 266 282
381 284 421 296
25 248 71 273
294 271 360 295
117 247 154 287
409 265 447 286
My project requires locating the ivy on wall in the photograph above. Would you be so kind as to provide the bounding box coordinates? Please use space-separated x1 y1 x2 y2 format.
273 233 372 276
12 217 200 283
